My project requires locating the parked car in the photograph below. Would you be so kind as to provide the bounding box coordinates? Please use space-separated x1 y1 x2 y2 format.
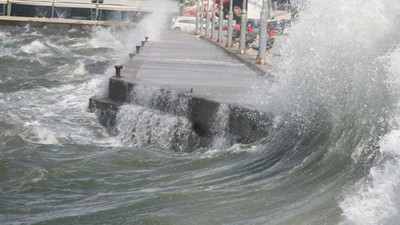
170 16 196 31
170 16 208 31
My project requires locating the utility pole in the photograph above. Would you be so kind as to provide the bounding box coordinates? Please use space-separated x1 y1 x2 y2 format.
237 0 247 54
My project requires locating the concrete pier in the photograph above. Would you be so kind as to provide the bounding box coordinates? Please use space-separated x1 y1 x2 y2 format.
89 31 275 150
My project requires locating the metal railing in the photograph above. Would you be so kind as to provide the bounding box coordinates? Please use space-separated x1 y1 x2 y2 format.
0 0 177 20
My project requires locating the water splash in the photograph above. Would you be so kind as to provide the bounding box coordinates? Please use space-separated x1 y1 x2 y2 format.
116 105 200 151
211 104 232 149
20 40 49 55
259 0 400 223
340 43 400 225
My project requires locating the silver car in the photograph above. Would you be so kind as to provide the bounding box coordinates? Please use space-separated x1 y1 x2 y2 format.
170 16 196 31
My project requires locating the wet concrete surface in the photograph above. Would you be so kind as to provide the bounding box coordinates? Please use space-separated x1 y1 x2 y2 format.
122 30 266 105
90 30 279 148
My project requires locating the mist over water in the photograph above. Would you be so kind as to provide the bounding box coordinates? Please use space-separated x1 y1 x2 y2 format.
1 0 400 224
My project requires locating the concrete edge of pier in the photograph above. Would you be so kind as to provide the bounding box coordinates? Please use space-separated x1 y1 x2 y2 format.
89 77 273 150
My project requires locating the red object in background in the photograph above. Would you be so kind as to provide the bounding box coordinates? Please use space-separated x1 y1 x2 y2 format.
234 24 241 31
248 26 253 33
269 29 275 37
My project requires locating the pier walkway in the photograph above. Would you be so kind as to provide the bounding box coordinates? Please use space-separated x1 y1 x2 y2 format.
122 30 268 105
90 30 276 148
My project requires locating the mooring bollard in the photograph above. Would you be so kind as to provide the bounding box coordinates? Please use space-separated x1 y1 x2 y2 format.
129 53 135 59
141 41 145 47
145 37 149 42
136 46 141 54
114 65 123 78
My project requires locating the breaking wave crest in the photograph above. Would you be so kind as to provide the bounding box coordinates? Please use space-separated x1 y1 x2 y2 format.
253 0 400 223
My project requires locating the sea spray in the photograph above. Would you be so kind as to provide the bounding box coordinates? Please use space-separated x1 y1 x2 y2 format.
255 0 400 223
340 42 400 225
116 105 200 151
211 104 233 149
129 84 189 117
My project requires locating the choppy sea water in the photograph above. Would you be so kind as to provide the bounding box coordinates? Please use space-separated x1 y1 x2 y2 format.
1 0 400 224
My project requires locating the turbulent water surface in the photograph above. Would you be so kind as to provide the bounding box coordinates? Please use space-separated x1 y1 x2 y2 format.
2 0 400 224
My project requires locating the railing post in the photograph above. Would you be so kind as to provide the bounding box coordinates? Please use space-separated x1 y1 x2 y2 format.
205 0 210 37
268 0 272 19
7 0 11 16
200 0 204 35
195 0 200 34
210 0 216 39
179 0 184 16
95 0 99 20
216 0 223 43
51 0 55 18
237 0 247 54
225 0 233 47
256 0 268 64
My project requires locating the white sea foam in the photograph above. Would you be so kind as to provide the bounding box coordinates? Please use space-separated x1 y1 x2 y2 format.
20 121 65 145
211 104 232 149
0 31 6 39
20 40 49 54
21 167 49 185
88 27 123 49
116 105 197 151
341 129 400 225
47 60 88 78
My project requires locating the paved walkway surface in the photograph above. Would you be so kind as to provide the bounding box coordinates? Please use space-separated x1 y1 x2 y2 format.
122 30 284 106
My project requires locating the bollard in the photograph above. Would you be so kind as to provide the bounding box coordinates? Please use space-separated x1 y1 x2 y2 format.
145 37 149 42
114 65 123 78
129 53 135 59
141 41 145 47
136 46 141 54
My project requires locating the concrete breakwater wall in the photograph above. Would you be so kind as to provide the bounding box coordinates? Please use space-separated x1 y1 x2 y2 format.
89 77 273 151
